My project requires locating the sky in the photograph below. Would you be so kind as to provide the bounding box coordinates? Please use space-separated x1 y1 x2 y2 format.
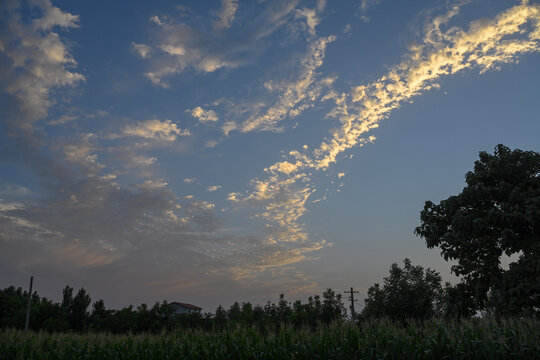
1 0 540 312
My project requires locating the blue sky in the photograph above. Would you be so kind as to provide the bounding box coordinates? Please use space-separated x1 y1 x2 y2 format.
1 0 539 310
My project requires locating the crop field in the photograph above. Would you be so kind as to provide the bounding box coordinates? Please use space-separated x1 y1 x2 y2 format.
1 318 539 360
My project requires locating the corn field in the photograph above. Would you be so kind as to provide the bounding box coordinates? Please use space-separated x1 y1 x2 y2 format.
1 318 539 360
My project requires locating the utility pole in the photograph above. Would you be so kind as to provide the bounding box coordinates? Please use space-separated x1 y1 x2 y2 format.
344 287 359 320
24 276 33 333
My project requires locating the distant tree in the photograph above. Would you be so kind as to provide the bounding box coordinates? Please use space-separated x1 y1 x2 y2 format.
277 294 292 322
415 144 540 315
240 302 254 324
89 299 112 332
71 288 91 331
60 285 73 316
227 301 242 322
0 286 26 328
60 286 92 331
362 259 443 320
321 289 346 324
214 305 227 326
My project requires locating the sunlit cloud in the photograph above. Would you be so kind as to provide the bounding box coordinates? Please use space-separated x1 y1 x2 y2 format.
190 106 219 123
122 119 190 141
239 35 337 133
233 0 540 259
0 0 84 135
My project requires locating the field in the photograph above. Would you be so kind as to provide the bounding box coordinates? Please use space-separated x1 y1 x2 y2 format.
1 319 539 360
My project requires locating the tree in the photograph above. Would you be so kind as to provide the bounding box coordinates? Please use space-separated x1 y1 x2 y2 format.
61 286 91 331
362 259 443 320
415 144 540 315
321 288 346 324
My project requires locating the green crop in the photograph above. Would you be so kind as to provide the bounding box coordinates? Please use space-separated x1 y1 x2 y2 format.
1 318 539 360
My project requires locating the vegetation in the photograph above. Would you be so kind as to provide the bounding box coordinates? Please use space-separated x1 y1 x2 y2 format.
2 319 539 360
362 259 443 320
0 286 346 333
416 144 540 316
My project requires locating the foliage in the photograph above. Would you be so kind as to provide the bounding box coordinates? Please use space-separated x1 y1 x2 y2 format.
362 258 443 320
1 319 539 360
0 285 346 334
415 144 540 315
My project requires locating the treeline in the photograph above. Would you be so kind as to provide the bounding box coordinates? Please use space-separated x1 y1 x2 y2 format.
0 258 492 334
0 255 535 334
0 286 347 333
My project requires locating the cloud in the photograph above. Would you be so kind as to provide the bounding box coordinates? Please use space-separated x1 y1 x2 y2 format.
207 185 222 192
205 140 219 148
214 0 239 30
0 185 31 197
313 0 540 170
184 177 198 184
0 0 85 136
137 0 301 87
122 119 190 141
132 156 157 166
360 0 383 12
190 106 219 123
48 114 78 125
131 42 152 58
231 0 540 263
32 0 80 30
239 35 337 133
358 0 383 22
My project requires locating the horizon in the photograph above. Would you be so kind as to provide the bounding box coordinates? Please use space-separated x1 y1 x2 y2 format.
1 0 539 312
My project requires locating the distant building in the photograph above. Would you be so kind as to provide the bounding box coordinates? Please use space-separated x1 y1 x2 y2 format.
169 302 202 315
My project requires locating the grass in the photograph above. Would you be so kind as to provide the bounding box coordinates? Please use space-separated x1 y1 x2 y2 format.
1 318 539 359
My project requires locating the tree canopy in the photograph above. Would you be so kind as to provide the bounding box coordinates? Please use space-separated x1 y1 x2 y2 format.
415 144 540 315
362 258 443 320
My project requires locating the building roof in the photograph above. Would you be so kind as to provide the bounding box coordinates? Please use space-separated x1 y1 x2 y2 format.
170 302 202 310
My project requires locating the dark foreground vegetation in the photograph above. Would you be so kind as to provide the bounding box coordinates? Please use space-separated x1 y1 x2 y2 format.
2 319 539 360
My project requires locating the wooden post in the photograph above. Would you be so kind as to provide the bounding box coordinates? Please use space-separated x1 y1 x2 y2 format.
24 276 33 333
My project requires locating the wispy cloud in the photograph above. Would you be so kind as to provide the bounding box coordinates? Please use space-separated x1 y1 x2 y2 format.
135 0 301 87
207 185 222 192
218 1 335 135
131 42 152 58
358 0 383 22
238 35 336 133
231 0 540 263
0 184 31 197
214 0 239 30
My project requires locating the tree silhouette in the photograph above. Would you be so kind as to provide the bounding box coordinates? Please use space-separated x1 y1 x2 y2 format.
415 144 540 315
362 259 442 320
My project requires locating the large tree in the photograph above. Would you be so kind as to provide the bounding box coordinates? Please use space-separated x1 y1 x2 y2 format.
415 144 540 315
